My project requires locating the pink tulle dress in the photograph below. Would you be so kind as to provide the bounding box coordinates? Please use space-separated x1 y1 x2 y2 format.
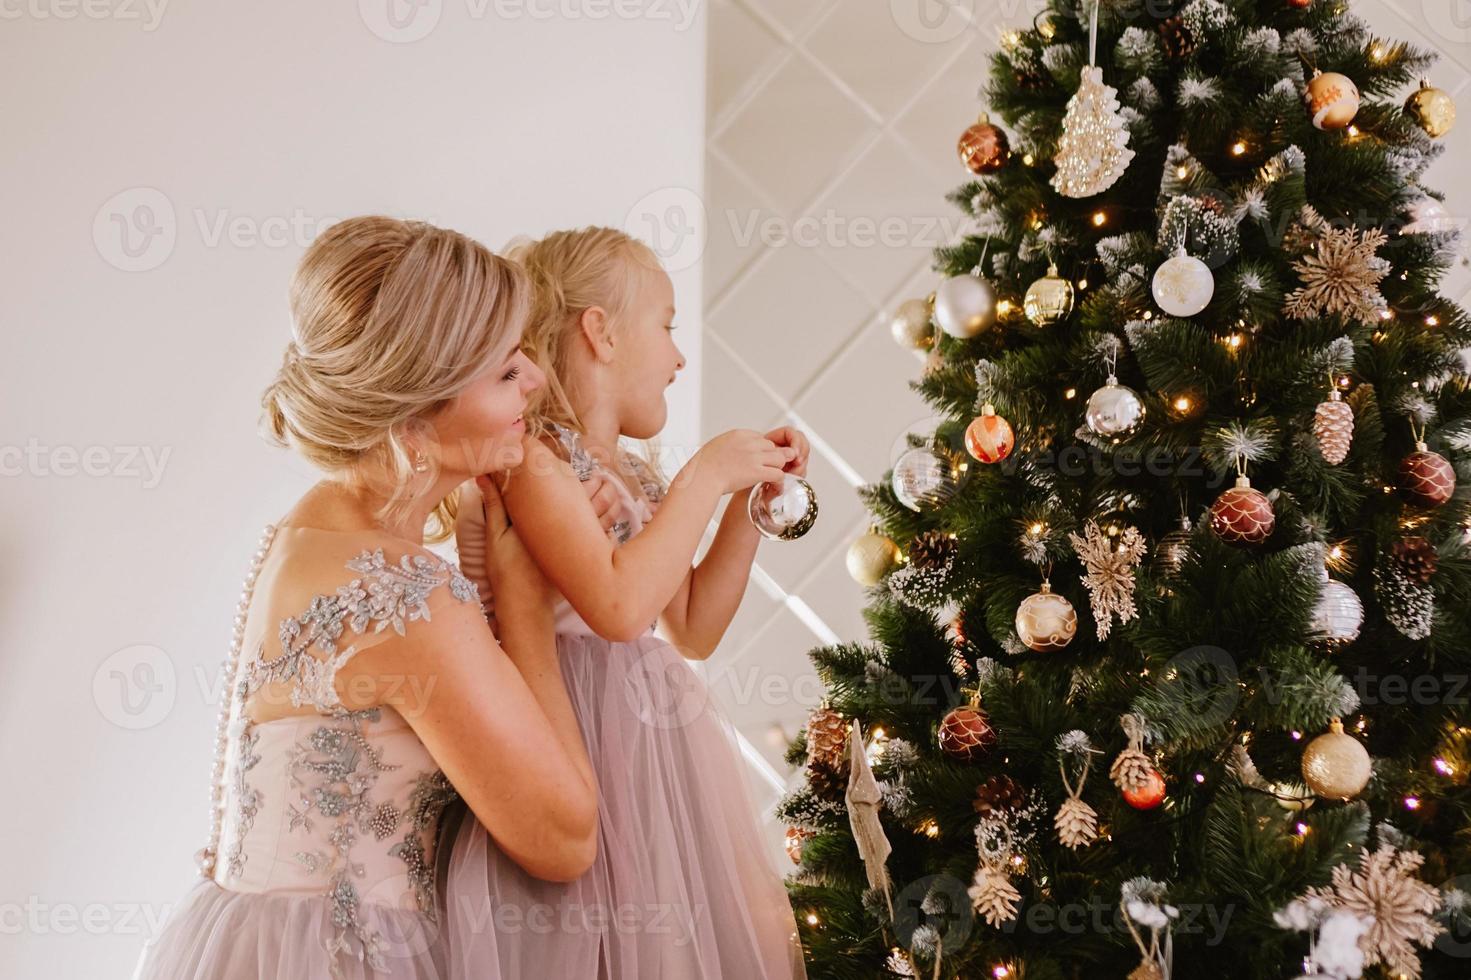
134 524 487 980
445 423 807 979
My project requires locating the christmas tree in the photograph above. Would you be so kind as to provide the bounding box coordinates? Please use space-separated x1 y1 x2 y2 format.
779 1 1471 977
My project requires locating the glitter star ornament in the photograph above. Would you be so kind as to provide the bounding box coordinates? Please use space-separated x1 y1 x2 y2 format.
1303 843 1445 979
1068 520 1147 639
1283 207 1389 325
1051 65 1135 197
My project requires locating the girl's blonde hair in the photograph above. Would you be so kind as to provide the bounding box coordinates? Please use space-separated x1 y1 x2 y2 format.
508 226 669 490
261 215 528 542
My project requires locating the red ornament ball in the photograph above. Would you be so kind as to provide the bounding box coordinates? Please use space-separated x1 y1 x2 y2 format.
1285 0 1311 8
1398 446 1456 507
957 115 1010 175
1122 769 1167 810
1208 476 1275 546
965 404 1015 463
938 705 996 763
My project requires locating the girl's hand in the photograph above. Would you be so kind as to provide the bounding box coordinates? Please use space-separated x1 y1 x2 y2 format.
694 429 794 495
762 426 810 478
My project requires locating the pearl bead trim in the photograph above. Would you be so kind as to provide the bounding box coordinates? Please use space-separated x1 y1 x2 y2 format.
195 523 277 878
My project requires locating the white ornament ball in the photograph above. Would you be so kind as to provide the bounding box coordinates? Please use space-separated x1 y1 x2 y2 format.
1151 250 1215 317
933 273 997 338
1085 377 1146 437
891 448 961 512
1310 578 1364 647
1403 197 1454 236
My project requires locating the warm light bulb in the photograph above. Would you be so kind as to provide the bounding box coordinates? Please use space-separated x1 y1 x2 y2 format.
1231 141 1247 156
1405 796 1421 810
1064 387 1077 399
1426 315 1440 326
1173 395 1193 413
1091 211 1106 227
1296 822 1310 837
1029 522 1045 536
1347 125 1360 137
806 912 819 925
1378 308 1394 320
1176 165 1189 179
1434 758 1454 776
1022 153 1035 166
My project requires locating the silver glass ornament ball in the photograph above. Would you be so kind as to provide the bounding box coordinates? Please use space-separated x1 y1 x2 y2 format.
1085 376 1146 437
891 447 961 512
748 473 818 541
1310 575 1364 646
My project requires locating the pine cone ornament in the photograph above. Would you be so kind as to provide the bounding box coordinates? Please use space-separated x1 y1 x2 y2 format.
1314 391 1355 465
1158 15 1195 59
805 706 849 771
1375 561 1434 640
908 529 958 571
1055 797 1099 849
1129 962 1165 980
1110 715 1156 793
973 775 1026 818
968 868 1022 927
806 760 847 801
1111 747 1155 793
1392 536 1439 584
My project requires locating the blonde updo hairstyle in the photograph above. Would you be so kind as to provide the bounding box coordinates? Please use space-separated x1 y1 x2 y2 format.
261 216 529 542
508 226 668 487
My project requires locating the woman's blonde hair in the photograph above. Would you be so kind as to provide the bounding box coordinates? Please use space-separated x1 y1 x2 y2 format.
508 226 669 490
261 215 528 542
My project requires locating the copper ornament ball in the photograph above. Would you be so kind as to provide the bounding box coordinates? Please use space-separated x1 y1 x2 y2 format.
1208 475 1276 546
938 705 997 762
957 114 1010 175
1398 445 1456 507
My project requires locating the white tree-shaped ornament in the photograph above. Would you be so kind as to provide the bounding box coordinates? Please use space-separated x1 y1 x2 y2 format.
1050 1 1134 198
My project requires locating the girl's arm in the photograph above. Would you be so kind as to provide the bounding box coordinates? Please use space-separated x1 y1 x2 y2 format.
657 426 811 659
502 428 789 643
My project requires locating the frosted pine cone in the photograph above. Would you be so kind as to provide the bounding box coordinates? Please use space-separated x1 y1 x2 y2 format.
1314 393 1354 465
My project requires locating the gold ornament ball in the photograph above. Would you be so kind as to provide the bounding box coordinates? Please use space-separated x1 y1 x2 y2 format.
1305 70 1360 131
1015 582 1077 652
1023 263 1075 325
846 529 903 587
890 298 935 351
1301 719 1372 801
1405 79 1456 138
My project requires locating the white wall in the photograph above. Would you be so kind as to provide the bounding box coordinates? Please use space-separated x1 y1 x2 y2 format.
0 3 705 976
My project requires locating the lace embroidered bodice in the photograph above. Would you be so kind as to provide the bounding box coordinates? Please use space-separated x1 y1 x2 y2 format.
206 525 482 976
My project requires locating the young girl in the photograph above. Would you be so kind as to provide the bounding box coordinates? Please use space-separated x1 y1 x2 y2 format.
446 227 809 978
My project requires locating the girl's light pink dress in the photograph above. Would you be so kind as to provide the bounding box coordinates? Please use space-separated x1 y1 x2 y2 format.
445 423 807 979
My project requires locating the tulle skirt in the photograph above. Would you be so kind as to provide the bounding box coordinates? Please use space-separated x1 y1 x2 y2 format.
441 631 807 979
133 878 448 980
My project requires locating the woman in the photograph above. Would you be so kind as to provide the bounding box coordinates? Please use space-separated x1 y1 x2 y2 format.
134 215 604 979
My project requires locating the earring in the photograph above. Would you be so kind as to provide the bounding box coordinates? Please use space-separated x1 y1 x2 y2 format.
413 452 429 473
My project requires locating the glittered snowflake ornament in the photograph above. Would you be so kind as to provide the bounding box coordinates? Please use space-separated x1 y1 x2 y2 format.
1068 520 1147 638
